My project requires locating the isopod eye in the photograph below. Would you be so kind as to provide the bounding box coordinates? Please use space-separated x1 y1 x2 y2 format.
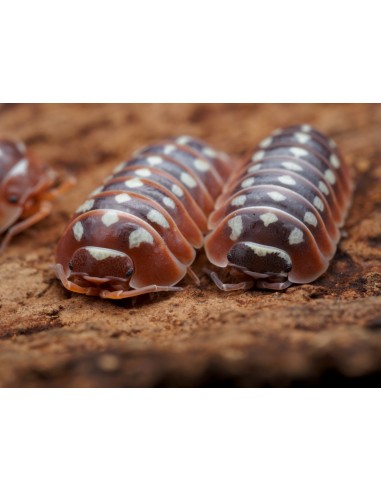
126 267 134 278
227 241 292 276
8 195 19 204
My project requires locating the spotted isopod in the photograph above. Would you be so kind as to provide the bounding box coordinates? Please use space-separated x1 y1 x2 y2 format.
204 125 353 290
0 138 74 252
55 136 233 299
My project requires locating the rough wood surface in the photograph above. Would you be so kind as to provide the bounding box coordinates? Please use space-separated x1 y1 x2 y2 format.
1 103 381 387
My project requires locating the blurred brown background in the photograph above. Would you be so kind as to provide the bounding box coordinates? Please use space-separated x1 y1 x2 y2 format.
1 103 381 387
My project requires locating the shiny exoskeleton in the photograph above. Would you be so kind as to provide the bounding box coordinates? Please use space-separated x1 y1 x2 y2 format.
0 138 73 252
55 136 233 299
204 125 353 290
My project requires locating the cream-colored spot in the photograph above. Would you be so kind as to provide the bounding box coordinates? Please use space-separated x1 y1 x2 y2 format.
180 172 197 188
290 147 308 158
244 242 291 266
330 154 340 168
90 186 104 196
147 156 163 166
294 132 310 144
282 161 303 172
324 169 336 185
228 215 243 241
76 199 95 213
135 168 152 177
101 211 119 227
241 177 255 188
252 150 265 162
194 158 211 172
231 195 247 207
278 175 296 186
115 193 131 204
301 124 312 133
248 163 262 173
288 227 304 245
125 178 143 188
176 136 191 145
313 196 324 212
318 181 329 196
304 211 318 227
88 247 125 261
202 147 217 158
260 137 273 148
163 196 175 209
147 209 170 228
129 227 154 248
9 158 28 177
171 184 184 197
113 162 125 173
267 191 287 202
163 145 176 155
260 212 278 227
73 222 84 241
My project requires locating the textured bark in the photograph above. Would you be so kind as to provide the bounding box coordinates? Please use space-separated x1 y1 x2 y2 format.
0 103 380 387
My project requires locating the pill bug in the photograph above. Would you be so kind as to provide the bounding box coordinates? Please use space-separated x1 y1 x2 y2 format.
205 125 353 291
55 136 233 299
0 138 74 252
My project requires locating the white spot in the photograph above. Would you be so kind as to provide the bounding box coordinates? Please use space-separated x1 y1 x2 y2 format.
288 227 304 245
313 196 324 212
267 191 286 202
294 132 311 144
115 193 131 203
278 175 296 186
176 136 191 145
281 161 303 172
73 222 84 241
290 147 309 158
260 212 278 227
113 162 125 173
243 242 292 266
252 150 265 162
241 177 255 188
147 209 170 228
231 195 247 207
125 178 143 188
180 172 197 188
318 181 329 195
324 169 336 185
330 154 340 168
304 211 318 227
135 168 152 177
248 163 262 173
129 227 154 248
171 184 184 197
8 158 28 177
90 186 104 196
88 247 125 261
301 124 312 133
228 215 243 241
202 147 217 158
147 156 163 166
163 196 175 209
76 199 95 213
259 137 273 148
194 158 210 172
163 145 176 155
101 211 119 227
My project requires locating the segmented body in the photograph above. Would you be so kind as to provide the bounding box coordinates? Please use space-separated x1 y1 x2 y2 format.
205 125 353 290
0 139 69 251
55 136 233 299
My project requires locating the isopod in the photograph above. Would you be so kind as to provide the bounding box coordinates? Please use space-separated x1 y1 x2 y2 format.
55 136 233 299
0 138 73 252
204 125 353 290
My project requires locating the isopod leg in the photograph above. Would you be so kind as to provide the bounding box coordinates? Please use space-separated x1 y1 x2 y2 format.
204 268 254 292
187 266 201 286
99 284 183 299
54 264 100 296
0 201 52 252
41 173 76 201
256 280 293 290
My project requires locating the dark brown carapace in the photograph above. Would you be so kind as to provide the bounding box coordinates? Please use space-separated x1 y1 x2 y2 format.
55 136 234 299
0 138 74 252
